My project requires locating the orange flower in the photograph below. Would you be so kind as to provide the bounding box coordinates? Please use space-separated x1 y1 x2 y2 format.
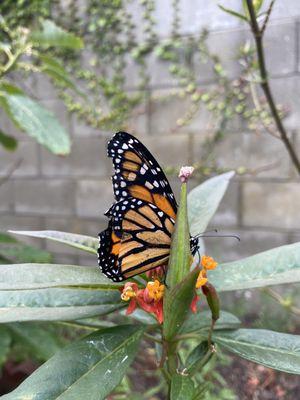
201 255 218 270
120 280 165 324
196 269 208 289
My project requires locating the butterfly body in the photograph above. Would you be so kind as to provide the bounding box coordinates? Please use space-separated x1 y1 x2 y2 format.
98 132 198 282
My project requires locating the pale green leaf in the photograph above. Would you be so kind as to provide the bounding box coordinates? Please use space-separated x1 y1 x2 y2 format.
218 5 249 21
0 83 70 155
188 171 235 236
10 230 98 254
0 263 120 290
0 287 122 322
209 242 300 292
214 329 300 374
180 310 241 334
2 325 144 400
31 19 83 49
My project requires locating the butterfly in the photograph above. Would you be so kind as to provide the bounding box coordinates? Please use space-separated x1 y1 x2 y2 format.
98 131 199 282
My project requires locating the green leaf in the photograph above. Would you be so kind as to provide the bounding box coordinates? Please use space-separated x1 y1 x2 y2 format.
2 325 144 400
39 55 85 96
209 242 300 292
186 341 212 375
0 263 119 290
167 182 191 288
180 311 241 334
163 269 199 341
0 241 52 263
218 5 249 21
0 129 17 151
0 83 70 155
170 374 195 400
10 230 98 254
0 325 11 367
188 171 235 237
214 329 300 374
8 322 63 361
31 19 83 49
0 287 122 322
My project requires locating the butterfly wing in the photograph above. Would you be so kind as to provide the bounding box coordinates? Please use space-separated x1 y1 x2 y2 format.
107 131 177 219
98 198 175 281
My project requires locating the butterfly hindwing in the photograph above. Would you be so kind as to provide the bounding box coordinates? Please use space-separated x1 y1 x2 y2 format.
107 132 177 219
99 198 175 281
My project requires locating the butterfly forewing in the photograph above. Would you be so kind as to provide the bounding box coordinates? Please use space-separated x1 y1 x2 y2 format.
107 132 177 218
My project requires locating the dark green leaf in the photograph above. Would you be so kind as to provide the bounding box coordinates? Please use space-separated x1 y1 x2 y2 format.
0 83 70 155
186 341 212 374
214 329 300 374
0 325 11 367
31 19 83 49
164 269 199 341
188 171 235 237
209 242 300 292
0 129 17 151
0 242 52 264
10 230 98 254
2 325 144 400
180 310 241 334
171 374 195 400
8 322 63 361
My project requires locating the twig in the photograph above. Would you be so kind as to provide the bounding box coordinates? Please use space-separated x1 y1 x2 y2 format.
245 0 300 175
261 0 275 34
0 158 22 187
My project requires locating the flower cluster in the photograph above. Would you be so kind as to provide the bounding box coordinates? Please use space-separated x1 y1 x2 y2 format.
120 279 165 324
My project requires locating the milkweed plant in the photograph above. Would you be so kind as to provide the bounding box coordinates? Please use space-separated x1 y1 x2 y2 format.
2 170 300 399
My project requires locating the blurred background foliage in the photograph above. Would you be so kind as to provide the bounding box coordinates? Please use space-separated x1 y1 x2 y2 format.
0 1 299 399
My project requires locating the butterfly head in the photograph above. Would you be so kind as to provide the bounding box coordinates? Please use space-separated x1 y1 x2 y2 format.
190 236 200 256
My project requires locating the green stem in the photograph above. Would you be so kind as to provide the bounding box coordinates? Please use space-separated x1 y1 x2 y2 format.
245 0 300 175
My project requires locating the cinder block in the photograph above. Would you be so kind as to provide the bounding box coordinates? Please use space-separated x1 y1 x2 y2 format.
0 181 13 212
52 253 78 266
205 228 289 263
71 115 110 137
0 141 39 177
242 181 300 229
38 99 71 133
265 21 296 76
14 179 76 216
124 93 150 136
212 131 292 179
140 134 190 167
33 73 59 101
76 179 114 218
0 214 44 247
78 255 97 267
40 136 110 178
209 180 240 227
270 75 300 130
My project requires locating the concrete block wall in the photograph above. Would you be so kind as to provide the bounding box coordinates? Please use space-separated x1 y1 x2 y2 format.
1 0 300 266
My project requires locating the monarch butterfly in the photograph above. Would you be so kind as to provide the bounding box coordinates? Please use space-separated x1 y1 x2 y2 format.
98 132 199 282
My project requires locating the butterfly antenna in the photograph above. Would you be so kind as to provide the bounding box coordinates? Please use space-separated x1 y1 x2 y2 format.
200 234 241 242
195 229 218 238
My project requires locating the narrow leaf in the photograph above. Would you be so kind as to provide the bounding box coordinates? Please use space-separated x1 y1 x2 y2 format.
214 329 300 374
171 374 195 400
209 242 300 292
31 19 83 49
8 323 63 361
218 5 249 21
180 311 241 334
10 230 98 254
0 83 70 155
188 171 235 237
0 263 120 290
2 325 144 400
0 287 122 322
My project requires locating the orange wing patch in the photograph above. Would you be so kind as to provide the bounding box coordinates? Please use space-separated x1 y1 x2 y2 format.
165 218 174 235
111 232 121 255
123 161 140 172
153 194 176 219
139 205 162 227
136 230 171 245
125 209 154 229
124 151 142 164
121 248 170 272
129 185 153 203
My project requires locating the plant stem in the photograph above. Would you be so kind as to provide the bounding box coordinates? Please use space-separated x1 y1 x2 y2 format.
245 0 300 175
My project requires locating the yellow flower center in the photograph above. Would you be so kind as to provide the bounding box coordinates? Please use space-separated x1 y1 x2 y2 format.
146 279 165 301
196 269 208 289
201 255 218 270
121 286 136 301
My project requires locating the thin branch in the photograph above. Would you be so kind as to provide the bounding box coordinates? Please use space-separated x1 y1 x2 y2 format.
0 158 22 187
261 0 275 34
245 0 300 175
